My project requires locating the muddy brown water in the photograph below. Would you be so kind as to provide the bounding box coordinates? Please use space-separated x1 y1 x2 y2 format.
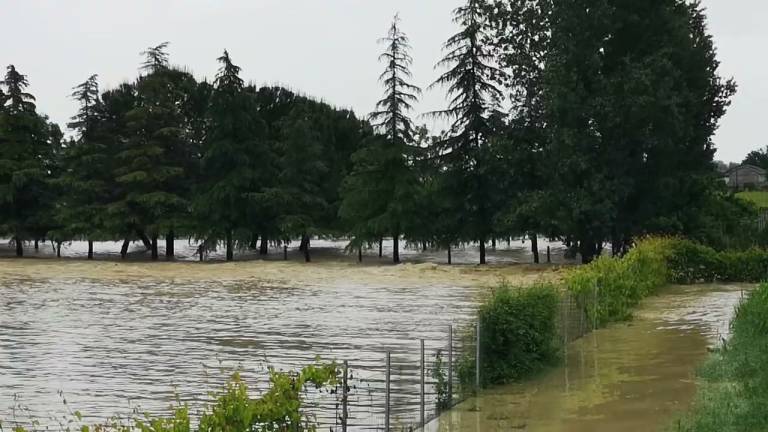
427 284 747 432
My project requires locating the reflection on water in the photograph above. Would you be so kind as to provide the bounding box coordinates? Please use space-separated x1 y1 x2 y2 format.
427 284 747 432
0 275 482 428
0 238 573 265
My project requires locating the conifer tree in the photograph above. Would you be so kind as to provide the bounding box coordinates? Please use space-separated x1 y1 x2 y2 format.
195 50 265 261
0 65 53 256
55 74 108 259
340 14 421 264
430 0 505 264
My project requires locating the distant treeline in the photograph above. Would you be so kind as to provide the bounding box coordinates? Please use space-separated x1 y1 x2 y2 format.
0 0 751 264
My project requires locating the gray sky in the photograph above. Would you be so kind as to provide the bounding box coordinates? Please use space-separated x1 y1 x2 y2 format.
1 0 761 162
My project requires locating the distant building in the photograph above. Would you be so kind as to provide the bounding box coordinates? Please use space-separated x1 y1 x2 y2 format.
725 164 767 190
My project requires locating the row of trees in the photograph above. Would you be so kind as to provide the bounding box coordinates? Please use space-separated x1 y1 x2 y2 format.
0 0 740 264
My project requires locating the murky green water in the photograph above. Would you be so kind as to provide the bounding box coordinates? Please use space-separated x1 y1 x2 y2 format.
427 284 747 432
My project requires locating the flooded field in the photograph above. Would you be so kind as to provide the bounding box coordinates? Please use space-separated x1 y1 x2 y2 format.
428 284 748 432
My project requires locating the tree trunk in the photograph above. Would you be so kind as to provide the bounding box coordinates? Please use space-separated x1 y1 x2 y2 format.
166 231 175 258
15 236 23 257
249 234 259 250
226 230 234 262
150 235 159 261
491 238 496 249
393 233 400 264
547 246 551 264
88 240 94 260
479 238 487 265
260 237 268 256
56 242 62 258
283 244 288 261
299 236 309 252
447 245 452 265
198 242 205 262
137 230 152 250
530 234 539 264
301 235 311 263
358 245 363 263
34 239 39 250
579 239 598 264
379 238 383 258
120 239 130 259
422 241 427 252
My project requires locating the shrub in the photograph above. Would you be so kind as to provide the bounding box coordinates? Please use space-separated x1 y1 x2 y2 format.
566 237 672 326
667 239 768 283
458 283 560 389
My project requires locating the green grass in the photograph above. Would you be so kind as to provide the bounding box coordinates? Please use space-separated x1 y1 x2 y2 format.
736 190 768 208
672 283 768 431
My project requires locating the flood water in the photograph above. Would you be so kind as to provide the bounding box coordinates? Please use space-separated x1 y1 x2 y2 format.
427 284 747 432
0 271 485 429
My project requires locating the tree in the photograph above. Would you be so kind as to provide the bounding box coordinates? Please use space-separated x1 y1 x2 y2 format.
340 14 422 264
743 147 768 170
55 74 108 259
0 65 54 256
430 0 506 265
545 0 736 262
195 50 266 261
110 43 197 260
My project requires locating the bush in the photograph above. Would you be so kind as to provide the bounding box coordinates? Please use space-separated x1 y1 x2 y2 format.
668 239 768 283
458 283 560 389
566 237 672 326
673 283 768 431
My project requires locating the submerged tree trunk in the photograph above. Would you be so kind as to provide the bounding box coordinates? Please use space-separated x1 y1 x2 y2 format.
283 244 288 261
198 242 205 262
137 230 152 251
393 232 400 264
358 245 363 263
530 234 539 264
14 236 23 257
260 237 268 256
88 240 94 260
379 238 383 258
579 239 599 264
56 241 62 258
150 234 159 261
479 238 487 265
422 241 427 252
491 238 496 249
34 239 39 250
301 235 311 263
249 234 259 250
226 230 234 262
299 236 309 252
547 246 552 264
120 239 130 259
447 245 452 265
166 230 175 258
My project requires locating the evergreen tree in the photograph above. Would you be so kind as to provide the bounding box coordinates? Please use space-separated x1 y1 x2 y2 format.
195 50 265 261
55 74 108 259
0 65 53 256
340 14 421 263
430 0 505 264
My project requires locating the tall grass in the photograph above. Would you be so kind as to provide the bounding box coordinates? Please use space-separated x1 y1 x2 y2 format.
673 283 768 432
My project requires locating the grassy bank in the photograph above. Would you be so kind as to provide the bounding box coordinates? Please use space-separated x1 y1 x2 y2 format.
673 283 768 431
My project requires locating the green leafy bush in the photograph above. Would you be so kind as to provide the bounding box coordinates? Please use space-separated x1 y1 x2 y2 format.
458 283 560 389
0 362 339 432
566 237 672 326
667 239 768 283
673 284 768 432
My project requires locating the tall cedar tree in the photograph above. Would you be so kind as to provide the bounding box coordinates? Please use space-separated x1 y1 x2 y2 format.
0 65 53 256
56 74 107 259
340 15 421 263
112 43 196 260
195 50 265 261
430 0 505 265
545 0 736 262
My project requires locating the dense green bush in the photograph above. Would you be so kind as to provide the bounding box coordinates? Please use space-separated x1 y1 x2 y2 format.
566 237 672 326
458 283 560 390
0 362 339 432
674 283 768 432
668 239 768 283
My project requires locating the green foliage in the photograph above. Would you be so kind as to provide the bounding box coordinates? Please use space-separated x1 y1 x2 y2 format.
673 284 768 432
566 237 672 326
430 350 451 411
667 239 768 284
736 191 768 209
459 283 560 390
1 362 339 432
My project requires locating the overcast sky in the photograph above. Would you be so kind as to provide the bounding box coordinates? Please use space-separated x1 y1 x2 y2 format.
1 0 763 162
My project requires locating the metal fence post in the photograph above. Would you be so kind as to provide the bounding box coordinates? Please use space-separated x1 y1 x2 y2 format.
475 316 481 390
420 339 425 427
448 325 453 404
342 360 348 432
385 352 391 432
